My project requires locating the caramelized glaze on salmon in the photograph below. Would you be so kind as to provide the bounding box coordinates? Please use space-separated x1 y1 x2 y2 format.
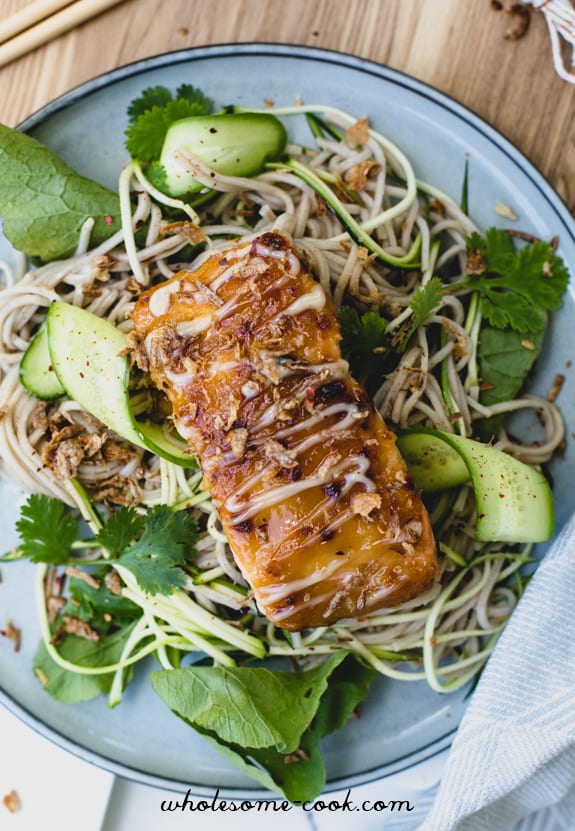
131 231 437 630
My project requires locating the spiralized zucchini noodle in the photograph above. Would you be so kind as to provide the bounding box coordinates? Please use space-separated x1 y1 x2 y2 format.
0 103 565 699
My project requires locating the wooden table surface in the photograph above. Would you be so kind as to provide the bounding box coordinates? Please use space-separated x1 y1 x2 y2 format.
1 0 575 212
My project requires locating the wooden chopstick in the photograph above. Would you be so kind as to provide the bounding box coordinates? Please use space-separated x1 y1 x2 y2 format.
0 0 77 45
0 0 126 69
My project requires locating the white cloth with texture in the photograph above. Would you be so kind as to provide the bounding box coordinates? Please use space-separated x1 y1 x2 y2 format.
417 513 575 831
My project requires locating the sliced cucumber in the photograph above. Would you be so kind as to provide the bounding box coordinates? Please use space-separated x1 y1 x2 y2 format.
160 113 287 196
397 427 554 543
46 301 196 468
20 323 65 400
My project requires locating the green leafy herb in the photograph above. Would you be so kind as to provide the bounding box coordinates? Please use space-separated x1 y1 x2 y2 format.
476 326 546 439
400 276 444 351
125 85 212 162
127 86 174 122
478 327 545 407
0 124 121 261
117 505 199 595
33 623 137 704
63 572 140 631
127 84 212 124
15 494 79 564
12 496 199 597
145 159 170 192
94 506 145 555
339 305 387 385
151 653 374 802
465 229 569 334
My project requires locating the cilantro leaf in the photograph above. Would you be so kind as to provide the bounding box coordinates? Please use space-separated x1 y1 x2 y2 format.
127 85 174 123
125 100 211 162
399 276 444 351
0 124 121 261
15 494 79 564
94 506 145 555
175 84 212 112
63 573 140 630
127 85 212 125
474 228 516 275
480 289 547 333
339 306 387 386
117 506 199 595
145 160 169 192
466 229 570 334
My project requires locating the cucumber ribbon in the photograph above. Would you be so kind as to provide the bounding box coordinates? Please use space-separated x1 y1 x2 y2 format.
397 428 554 543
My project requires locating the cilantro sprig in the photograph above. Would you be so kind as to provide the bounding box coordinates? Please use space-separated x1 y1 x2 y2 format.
9 496 199 597
115 505 199 595
15 494 80 564
399 276 444 351
464 228 569 334
338 277 444 388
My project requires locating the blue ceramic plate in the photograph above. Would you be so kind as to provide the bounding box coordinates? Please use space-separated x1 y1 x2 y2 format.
1 44 574 796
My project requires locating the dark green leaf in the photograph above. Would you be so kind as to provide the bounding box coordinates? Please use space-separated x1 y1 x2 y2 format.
151 653 346 752
466 230 486 255
482 227 516 275
477 327 545 439
512 241 570 310
466 229 570 335
0 124 121 261
479 291 547 334
477 326 545 438
33 623 137 703
338 306 387 384
151 653 374 803
127 86 173 123
306 654 376 742
94 506 145 555
117 506 198 595
399 276 444 351
15 494 79 564
175 85 212 113
145 161 170 192
63 573 140 630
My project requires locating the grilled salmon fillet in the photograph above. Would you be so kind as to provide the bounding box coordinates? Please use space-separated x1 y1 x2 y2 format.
131 231 437 630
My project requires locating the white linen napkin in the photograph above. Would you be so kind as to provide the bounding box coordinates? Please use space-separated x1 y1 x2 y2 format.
417 512 575 831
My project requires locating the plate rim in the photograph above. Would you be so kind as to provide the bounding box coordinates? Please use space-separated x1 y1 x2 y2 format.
2 41 574 796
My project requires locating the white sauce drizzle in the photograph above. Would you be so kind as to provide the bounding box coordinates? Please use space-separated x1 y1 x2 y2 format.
175 315 212 337
269 283 326 323
148 280 181 317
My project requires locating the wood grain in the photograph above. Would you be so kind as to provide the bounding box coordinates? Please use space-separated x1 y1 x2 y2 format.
1 0 575 209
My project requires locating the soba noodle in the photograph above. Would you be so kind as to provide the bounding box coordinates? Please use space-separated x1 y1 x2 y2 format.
0 104 564 693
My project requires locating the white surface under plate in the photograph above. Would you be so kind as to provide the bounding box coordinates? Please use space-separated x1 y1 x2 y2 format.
0 43 574 797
